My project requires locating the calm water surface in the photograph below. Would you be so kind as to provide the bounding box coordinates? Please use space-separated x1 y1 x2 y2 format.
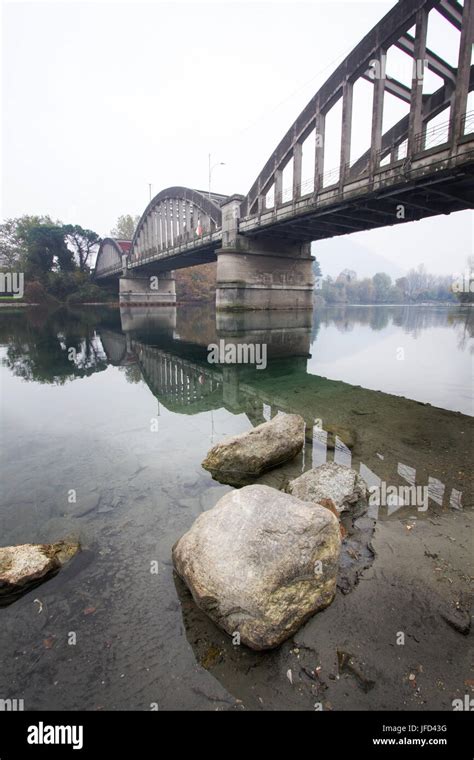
0 303 472 710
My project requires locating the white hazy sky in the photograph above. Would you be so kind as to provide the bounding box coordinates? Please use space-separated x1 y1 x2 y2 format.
2 0 473 277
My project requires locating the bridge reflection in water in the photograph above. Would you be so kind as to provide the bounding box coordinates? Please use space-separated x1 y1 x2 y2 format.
101 306 312 417
97 305 471 521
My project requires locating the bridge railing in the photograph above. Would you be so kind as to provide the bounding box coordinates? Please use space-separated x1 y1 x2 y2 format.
461 110 474 137
95 262 123 278
247 110 474 221
129 228 223 268
412 111 474 154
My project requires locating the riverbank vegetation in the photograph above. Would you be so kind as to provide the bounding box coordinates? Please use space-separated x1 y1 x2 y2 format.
316 261 473 305
1 215 471 306
0 215 113 304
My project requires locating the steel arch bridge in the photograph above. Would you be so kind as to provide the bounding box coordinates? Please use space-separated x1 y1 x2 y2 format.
94 0 474 308
94 189 227 279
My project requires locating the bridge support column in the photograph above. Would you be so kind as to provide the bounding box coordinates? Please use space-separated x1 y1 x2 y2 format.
216 243 314 310
217 196 314 311
119 271 176 306
221 366 241 413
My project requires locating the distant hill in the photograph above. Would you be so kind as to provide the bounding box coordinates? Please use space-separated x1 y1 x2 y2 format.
312 237 406 281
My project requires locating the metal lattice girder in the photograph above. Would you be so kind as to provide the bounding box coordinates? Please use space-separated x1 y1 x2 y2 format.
437 0 464 31
95 238 127 278
395 34 457 84
242 0 473 218
131 187 228 262
362 73 412 103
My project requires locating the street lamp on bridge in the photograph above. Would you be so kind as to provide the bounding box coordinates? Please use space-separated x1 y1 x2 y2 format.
208 154 225 198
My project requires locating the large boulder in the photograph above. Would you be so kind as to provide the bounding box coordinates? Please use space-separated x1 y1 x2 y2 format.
287 462 367 513
172 484 341 650
202 412 305 486
0 540 79 606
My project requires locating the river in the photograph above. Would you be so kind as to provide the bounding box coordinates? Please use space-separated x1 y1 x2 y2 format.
0 302 472 710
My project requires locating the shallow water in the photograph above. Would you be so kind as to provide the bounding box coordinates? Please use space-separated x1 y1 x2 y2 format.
0 303 472 710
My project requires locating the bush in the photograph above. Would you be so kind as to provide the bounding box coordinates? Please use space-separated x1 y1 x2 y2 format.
23 279 54 304
46 271 89 300
66 282 114 303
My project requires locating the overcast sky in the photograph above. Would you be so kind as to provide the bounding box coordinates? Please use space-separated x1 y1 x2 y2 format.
2 0 473 277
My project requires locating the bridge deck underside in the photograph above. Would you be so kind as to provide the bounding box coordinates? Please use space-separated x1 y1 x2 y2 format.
240 152 474 244
128 242 219 276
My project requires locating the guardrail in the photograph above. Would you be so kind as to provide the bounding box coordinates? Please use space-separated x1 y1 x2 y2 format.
129 229 222 268
248 110 474 220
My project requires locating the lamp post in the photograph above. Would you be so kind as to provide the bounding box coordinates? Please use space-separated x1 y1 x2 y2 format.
208 154 225 198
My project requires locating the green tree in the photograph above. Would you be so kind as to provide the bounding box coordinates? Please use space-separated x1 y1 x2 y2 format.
372 272 392 303
0 219 23 269
23 224 76 279
64 225 100 272
337 268 357 284
389 284 404 302
354 278 375 303
0 215 55 270
395 276 408 297
321 276 337 303
454 256 474 304
110 214 140 240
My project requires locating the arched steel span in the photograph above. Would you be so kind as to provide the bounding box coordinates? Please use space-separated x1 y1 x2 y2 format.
129 186 228 267
241 0 473 218
95 188 229 279
95 238 131 279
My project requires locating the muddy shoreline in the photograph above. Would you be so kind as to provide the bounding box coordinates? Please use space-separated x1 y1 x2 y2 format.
182 510 472 711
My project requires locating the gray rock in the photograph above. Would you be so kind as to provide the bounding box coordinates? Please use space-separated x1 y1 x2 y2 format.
172 484 341 650
202 413 305 486
0 540 79 606
288 462 367 513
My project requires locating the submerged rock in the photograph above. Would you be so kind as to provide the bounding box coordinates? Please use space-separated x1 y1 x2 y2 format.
0 540 79 606
172 484 341 650
202 413 305 486
287 462 367 513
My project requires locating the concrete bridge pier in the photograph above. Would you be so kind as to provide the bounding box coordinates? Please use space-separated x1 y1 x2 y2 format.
221 366 241 412
119 270 176 306
216 197 314 311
